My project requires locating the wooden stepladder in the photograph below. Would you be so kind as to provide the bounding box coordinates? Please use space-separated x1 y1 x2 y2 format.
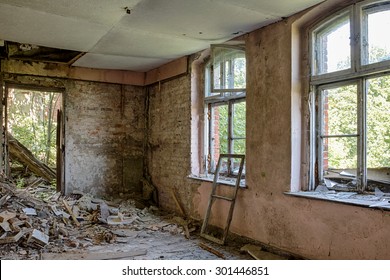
200 154 245 245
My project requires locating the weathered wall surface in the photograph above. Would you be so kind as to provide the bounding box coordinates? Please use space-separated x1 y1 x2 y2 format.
147 75 200 215
147 17 390 259
193 18 390 259
65 81 145 197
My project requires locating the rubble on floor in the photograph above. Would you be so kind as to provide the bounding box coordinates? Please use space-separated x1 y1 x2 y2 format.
0 178 250 260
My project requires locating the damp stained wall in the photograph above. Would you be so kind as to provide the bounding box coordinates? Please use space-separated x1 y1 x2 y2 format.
65 81 145 197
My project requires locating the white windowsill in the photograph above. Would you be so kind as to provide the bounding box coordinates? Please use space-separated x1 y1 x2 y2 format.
285 191 390 211
188 174 247 188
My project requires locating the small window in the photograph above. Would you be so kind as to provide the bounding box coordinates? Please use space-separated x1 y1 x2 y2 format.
205 45 246 176
362 2 390 65
312 13 351 75
207 45 246 97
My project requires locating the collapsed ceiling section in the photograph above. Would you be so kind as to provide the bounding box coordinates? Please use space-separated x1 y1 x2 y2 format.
0 0 323 71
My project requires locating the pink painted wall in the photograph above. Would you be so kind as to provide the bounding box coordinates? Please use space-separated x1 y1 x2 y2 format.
191 13 390 260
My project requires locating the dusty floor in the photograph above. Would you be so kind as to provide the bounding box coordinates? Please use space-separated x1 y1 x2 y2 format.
0 178 267 260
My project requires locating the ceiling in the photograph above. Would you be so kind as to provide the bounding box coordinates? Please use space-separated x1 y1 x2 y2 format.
0 0 323 72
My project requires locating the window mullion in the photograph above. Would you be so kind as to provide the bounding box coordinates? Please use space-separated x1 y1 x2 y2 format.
354 2 364 71
317 87 325 184
228 101 233 175
358 79 367 192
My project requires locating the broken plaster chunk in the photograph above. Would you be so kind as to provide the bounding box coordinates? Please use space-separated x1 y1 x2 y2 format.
27 229 49 247
375 187 385 197
99 202 110 221
315 185 329 193
324 179 338 189
23 208 37 216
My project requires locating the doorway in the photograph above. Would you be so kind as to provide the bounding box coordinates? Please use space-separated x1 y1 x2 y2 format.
1 85 64 192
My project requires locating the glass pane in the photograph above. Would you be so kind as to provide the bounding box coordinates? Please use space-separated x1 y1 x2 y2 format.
212 46 245 91
314 15 351 75
213 63 222 90
233 57 246 89
367 76 390 183
233 101 246 138
322 85 358 136
231 156 245 177
211 104 228 170
323 137 357 176
233 139 245 155
364 5 390 64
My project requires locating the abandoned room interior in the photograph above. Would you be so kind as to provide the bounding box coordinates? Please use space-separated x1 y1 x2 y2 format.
0 0 389 260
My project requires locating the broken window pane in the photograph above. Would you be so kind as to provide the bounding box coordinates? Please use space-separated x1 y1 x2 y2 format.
211 104 228 170
322 85 358 136
363 3 390 65
367 75 390 183
314 14 351 75
321 84 358 180
324 137 358 172
233 101 246 139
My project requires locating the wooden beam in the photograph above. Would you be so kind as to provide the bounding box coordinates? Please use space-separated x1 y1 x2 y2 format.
144 57 188 85
7 132 56 182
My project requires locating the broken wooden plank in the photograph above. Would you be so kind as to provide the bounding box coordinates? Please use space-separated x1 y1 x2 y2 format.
0 230 26 244
240 244 288 260
199 243 226 259
41 250 147 260
62 199 80 227
7 132 56 182
170 189 186 217
107 215 136 225
0 194 11 207
0 221 11 232
0 210 17 222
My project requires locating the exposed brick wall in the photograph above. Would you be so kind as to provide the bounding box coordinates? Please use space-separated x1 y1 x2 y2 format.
65 81 145 197
147 75 200 215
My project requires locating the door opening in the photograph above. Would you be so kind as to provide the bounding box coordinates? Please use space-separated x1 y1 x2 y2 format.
4 85 63 193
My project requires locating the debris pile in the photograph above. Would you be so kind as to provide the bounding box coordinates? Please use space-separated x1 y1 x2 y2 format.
0 179 197 260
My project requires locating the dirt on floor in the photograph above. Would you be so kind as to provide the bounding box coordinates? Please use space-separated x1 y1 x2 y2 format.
0 177 270 260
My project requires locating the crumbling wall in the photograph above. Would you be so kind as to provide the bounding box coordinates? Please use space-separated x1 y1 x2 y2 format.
65 81 144 197
147 75 200 215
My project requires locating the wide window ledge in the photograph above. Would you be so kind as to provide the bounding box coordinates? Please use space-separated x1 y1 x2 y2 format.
285 191 390 210
188 174 247 188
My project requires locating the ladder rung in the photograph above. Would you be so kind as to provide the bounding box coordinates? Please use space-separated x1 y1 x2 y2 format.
212 194 234 201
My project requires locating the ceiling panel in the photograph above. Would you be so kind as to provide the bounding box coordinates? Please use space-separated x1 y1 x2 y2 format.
0 3 109 51
0 0 325 71
118 0 272 41
217 0 323 16
73 53 169 72
0 0 142 26
90 27 214 59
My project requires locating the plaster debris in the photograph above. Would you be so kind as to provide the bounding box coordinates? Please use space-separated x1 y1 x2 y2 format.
0 178 257 260
324 179 337 189
315 185 329 192
23 208 37 216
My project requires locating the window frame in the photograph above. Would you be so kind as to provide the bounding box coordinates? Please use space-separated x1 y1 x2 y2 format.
204 44 246 176
309 0 390 192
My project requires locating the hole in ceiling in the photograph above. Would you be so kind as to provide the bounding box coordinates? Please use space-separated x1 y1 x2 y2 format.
5 41 83 64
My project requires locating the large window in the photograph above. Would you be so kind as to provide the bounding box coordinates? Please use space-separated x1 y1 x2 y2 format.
205 45 246 176
311 0 390 192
